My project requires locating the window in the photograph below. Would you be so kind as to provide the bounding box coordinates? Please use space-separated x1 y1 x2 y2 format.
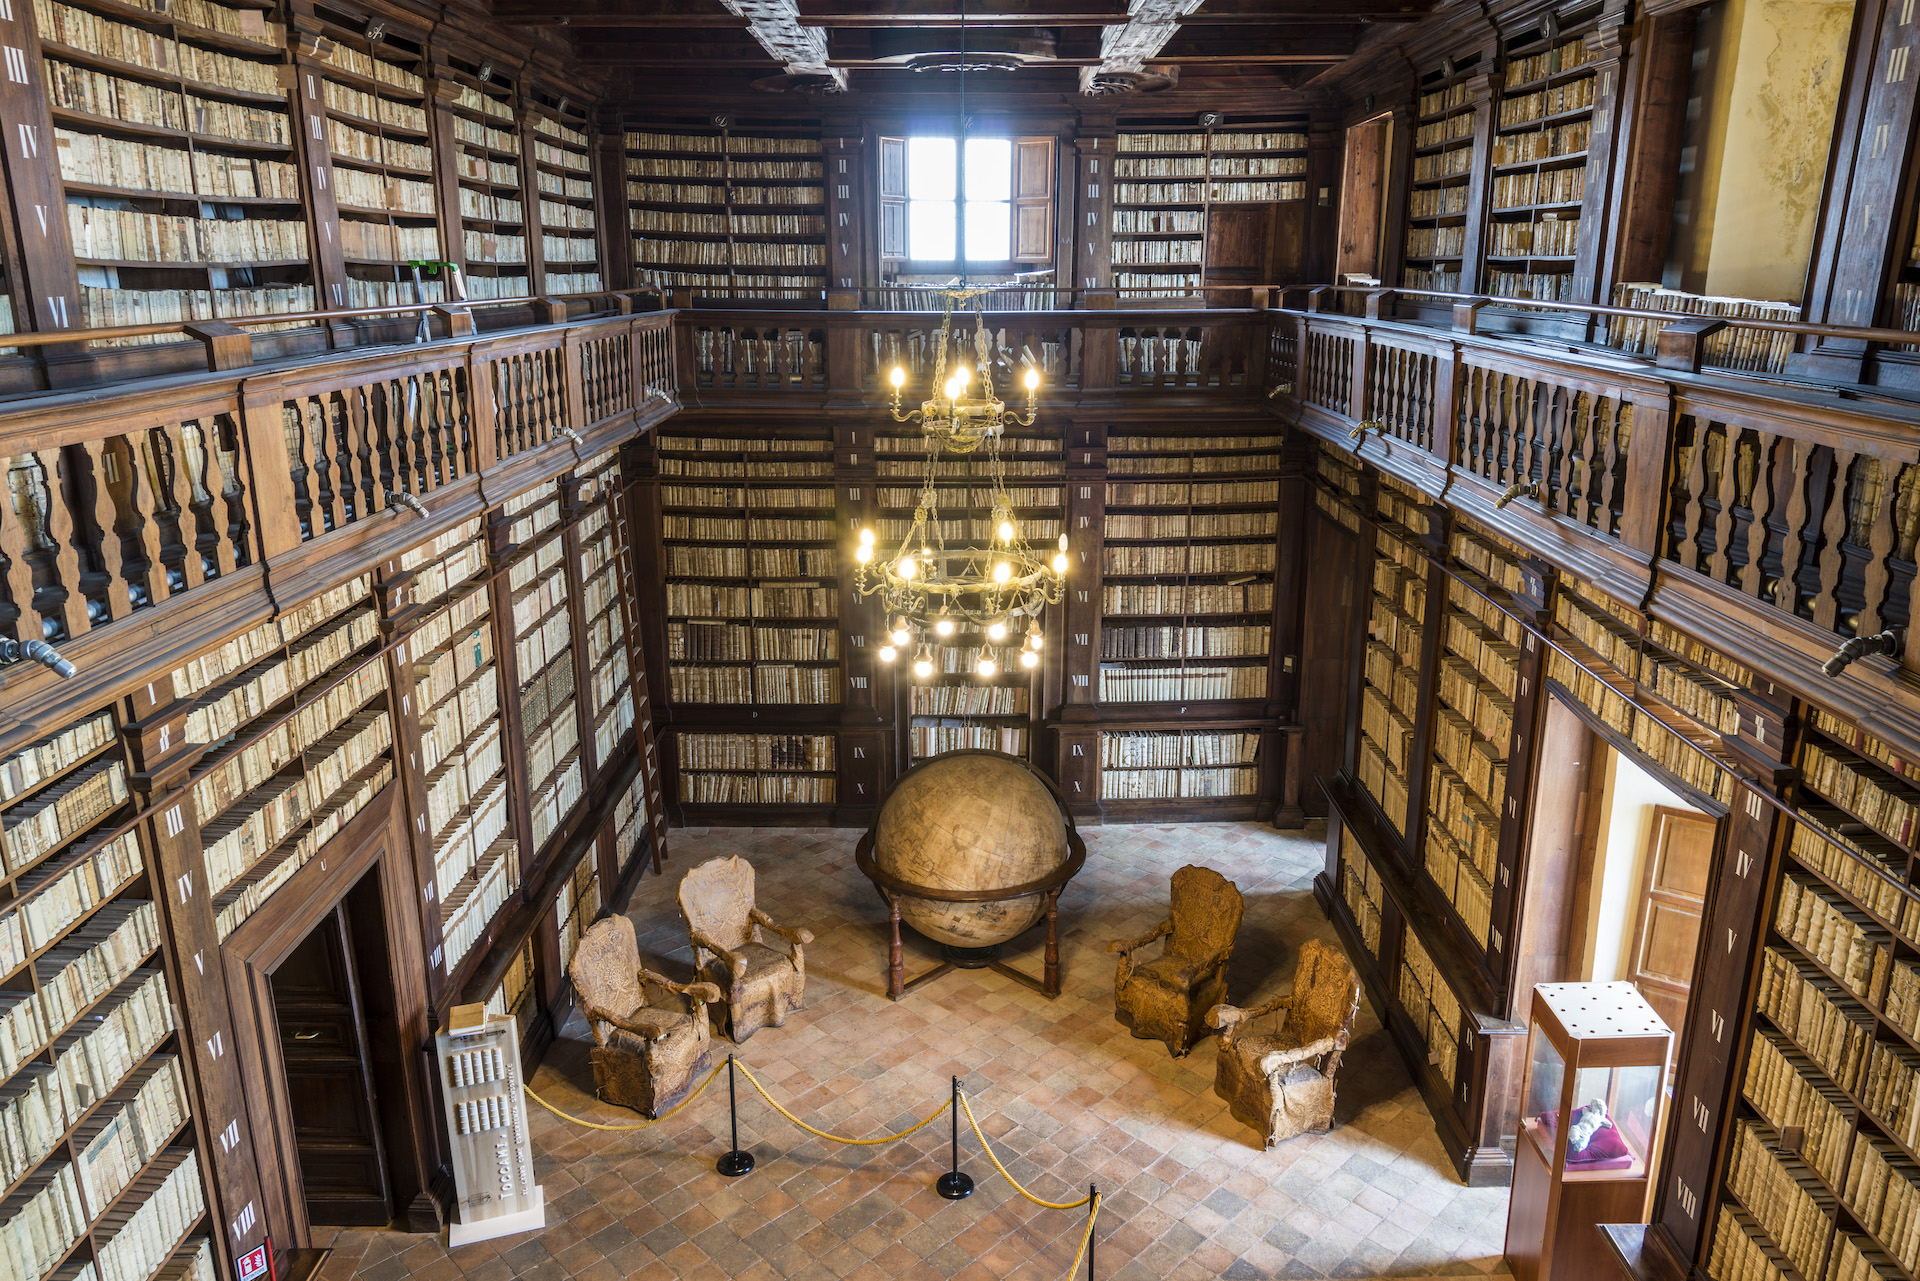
880 134 1054 267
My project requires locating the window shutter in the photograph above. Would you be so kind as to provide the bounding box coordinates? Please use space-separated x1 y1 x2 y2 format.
1012 137 1055 263
879 136 908 262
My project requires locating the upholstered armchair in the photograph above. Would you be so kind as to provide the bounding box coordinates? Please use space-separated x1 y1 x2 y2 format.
1108 864 1245 1057
1208 937 1363 1146
677 855 814 1043
568 914 722 1118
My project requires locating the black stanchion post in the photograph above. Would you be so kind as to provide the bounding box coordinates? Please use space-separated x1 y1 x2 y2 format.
935 1075 973 1199
1088 1183 1097 1280
717 1055 754 1177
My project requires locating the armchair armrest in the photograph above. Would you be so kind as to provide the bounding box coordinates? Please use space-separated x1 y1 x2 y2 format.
688 929 749 976
581 1002 674 1043
1256 1035 1340 1076
638 968 724 1006
1107 918 1172 956
1207 993 1291 1032
749 908 814 947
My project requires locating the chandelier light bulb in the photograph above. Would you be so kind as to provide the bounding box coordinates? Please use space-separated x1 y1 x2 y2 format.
855 543 872 563
878 645 896 663
1020 649 1039 668
1052 552 1068 574
1024 368 1040 391
890 622 911 646
977 657 997 678
1057 533 1069 552
997 520 1014 542
889 366 906 389
1027 629 1043 651
934 615 956 638
898 556 917 579
914 656 934 679
987 620 1008 642
859 527 875 545
993 562 1011 584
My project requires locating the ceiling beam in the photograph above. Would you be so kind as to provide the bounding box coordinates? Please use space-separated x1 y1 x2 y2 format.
1079 0 1203 92
712 0 848 88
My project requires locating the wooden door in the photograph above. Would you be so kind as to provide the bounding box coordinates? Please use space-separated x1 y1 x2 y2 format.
1335 116 1390 284
1626 806 1716 1034
272 906 393 1225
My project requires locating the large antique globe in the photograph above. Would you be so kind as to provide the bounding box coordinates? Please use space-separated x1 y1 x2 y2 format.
871 751 1071 949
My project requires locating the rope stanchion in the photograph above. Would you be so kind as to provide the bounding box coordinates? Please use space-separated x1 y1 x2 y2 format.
719 1055 755 1177
957 1090 1093 1210
935 1075 973 1200
1067 1187 1100 1281
522 1059 725 1131
734 1060 950 1146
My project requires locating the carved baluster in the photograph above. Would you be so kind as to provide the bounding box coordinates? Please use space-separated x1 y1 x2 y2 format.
141 425 193 595
1688 423 1727 576
79 437 128 624
281 400 314 539
124 431 164 605
27 450 82 638
347 387 378 521
374 379 402 499
1879 464 1920 638
1860 457 1898 637
1727 430 1766 595
1784 441 1826 620
213 415 250 570
179 422 226 581
0 462 37 639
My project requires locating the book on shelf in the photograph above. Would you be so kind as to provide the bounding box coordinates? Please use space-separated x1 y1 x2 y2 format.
1725 1118 1834 1281
1491 121 1591 166
678 773 836 805
676 733 834 772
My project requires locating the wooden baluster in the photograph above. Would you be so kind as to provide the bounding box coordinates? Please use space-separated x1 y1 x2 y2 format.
1861 457 1898 637
126 429 167 601
181 422 230 581
80 437 129 624
1811 448 1857 633
0 464 37 640
419 372 446 488
1686 423 1726 576
143 425 196 595
29 450 83 638
212 415 251 571
1707 426 1747 586
405 374 429 493
1782 440 1822 619
346 387 377 520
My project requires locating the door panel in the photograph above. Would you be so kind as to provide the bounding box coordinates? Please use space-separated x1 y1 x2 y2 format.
1627 806 1715 1035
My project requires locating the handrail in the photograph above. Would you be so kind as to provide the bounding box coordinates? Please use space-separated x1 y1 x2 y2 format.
1277 283 1920 350
0 286 663 349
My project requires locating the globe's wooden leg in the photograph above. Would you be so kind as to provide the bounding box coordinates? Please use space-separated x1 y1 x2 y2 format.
1043 890 1062 997
887 892 905 1000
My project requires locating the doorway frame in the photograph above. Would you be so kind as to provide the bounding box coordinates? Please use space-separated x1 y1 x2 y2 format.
222 793 444 1252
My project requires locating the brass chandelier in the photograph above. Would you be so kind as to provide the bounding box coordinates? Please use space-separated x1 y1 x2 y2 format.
856 287 1065 679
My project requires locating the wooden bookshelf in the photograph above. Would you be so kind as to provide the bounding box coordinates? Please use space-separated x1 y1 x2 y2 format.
1485 18 1601 305
1110 121 1307 298
554 844 598 973
439 53 528 303
0 702 218 1281
397 518 514 983
1099 430 1281 710
577 450 636 771
1097 729 1261 803
503 481 584 855
527 88 602 296
623 123 825 299
1404 58 1482 296
306 8 446 310
674 732 836 806
1355 483 1425 835
35 0 315 342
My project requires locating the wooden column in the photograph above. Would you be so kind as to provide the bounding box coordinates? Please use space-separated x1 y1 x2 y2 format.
1793 0 1919 379
1456 70 1501 300
289 26 352 327
1570 12 1634 318
592 108 632 290
424 70 471 291
0 0 86 382
513 105 547 299
1379 102 1417 291
1304 119 1344 286
824 119 863 293
1071 124 1117 298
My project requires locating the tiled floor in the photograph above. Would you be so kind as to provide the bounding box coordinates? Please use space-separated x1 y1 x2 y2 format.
319 820 1513 1280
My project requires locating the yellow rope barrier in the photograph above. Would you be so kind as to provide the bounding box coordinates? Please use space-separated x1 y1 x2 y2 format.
1064 1194 1100 1280
735 1060 950 1146
957 1091 1093 1210
523 1059 725 1132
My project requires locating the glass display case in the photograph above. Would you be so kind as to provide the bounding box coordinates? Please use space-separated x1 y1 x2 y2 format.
1505 982 1672 1281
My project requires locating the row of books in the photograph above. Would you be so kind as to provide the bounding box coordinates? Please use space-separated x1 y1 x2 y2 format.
543 233 596 263
1099 731 1259 769
1107 454 1279 478
1423 822 1493 945
1777 873 1893 1006
323 80 426 134
459 188 522 224
1755 943 1872 1096
668 665 838 704
909 725 1027 758
1415 113 1475 150
0 712 117 806
1741 1028 1852 1190
678 772 836 804
1706 1205 1793 1281
1112 181 1305 204
1111 240 1203 266
676 733 834 773
56 131 300 202
1492 168 1585 209
1115 131 1306 153
539 170 593 200
92 1149 206 1281
1488 217 1579 257
1107 480 1279 506
664 546 838 579
623 132 822 155
66 205 308 264
527 755 582 851
451 116 516 156
1097 665 1268 702
1399 931 1463 1090
10 828 143 958
532 115 589 148
1487 270 1575 302
873 458 1059 480
336 167 434 215
1724 1120 1832 1281
430 781 507 906
629 210 825 235
338 219 440 263
215 758 389 942
1429 764 1500 880
2 757 129 875
877 485 1060 510
1099 766 1257 800
1410 186 1469 218
74 1056 189 1215
1102 581 1274 620
1803 744 1920 848
1497 78 1598 130
1358 739 1410 835
1788 813 1919 947
1112 209 1204 234
1419 83 1472 119
625 157 822 181
1403 268 1461 294
1408 226 1466 259
1114 156 1305 178
662 484 833 511
36 901 160 1035
539 199 594 230
1103 511 1277 539
1100 625 1270 659
326 43 422 96
1504 37 1596 88
625 182 822 206
1340 854 1385 959
181 603 377 744
1109 434 1284 455
190 652 385 823
441 840 517 972
667 622 836 663
1362 685 1415 774
1492 120 1591 166
1103 544 1275 576
911 686 1027 716
556 846 600 972
34 0 280 94
634 239 825 267
1413 147 1475 183
664 584 835 619
1842 1132 1920 1275
330 118 432 171
1603 283 1798 373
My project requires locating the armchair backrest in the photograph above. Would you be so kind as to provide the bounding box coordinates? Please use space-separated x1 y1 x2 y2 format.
1287 938 1362 1056
571 914 643 1019
1167 864 1245 964
679 855 756 954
